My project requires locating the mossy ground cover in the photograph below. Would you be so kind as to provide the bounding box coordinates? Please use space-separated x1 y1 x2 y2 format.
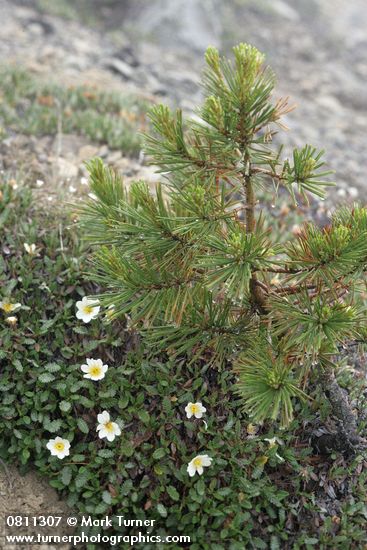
1 173 367 549
0 66 148 155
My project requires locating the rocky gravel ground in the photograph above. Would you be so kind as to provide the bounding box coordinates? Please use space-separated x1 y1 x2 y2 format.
0 464 71 550
0 0 366 545
0 0 366 203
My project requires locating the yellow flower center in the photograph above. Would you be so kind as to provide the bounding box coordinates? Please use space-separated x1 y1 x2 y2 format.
3 303 14 313
104 421 114 432
54 442 65 452
193 457 203 468
190 404 198 414
90 366 101 376
83 305 94 314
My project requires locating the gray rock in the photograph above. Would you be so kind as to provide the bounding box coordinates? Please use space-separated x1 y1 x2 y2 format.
129 0 222 52
316 94 343 114
270 0 300 21
104 58 134 80
55 158 78 179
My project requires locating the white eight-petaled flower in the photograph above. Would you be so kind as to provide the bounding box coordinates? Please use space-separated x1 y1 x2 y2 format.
96 411 121 442
264 437 280 448
46 437 70 459
185 402 206 419
81 358 108 381
76 296 100 323
5 316 17 326
0 300 21 314
24 243 38 256
187 454 212 477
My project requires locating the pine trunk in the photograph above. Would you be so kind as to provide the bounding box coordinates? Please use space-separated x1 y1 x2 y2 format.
314 368 362 454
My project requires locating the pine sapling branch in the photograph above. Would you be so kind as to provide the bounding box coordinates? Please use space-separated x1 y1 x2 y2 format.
80 44 366 448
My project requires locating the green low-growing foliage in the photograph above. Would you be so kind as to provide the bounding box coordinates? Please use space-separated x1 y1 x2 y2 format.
1 174 367 549
36 0 89 22
0 66 148 155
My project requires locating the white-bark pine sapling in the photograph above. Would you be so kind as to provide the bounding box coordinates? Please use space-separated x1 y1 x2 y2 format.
80 44 367 452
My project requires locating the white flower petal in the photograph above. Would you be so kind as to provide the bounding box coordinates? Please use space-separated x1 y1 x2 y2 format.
97 411 110 424
90 372 105 381
201 455 212 467
185 404 193 418
81 316 91 323
187 463 196 477
97 428 107 439
112 423 121 436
